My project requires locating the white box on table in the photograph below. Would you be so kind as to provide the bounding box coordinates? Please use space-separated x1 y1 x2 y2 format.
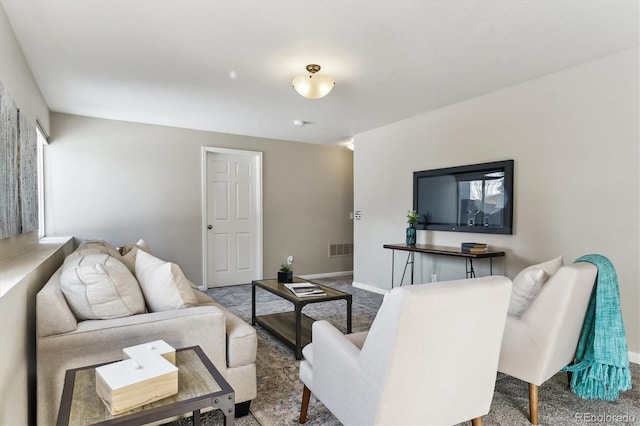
95 340 178 415
123 339 176 365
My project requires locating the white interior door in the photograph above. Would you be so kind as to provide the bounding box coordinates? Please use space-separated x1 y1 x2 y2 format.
203 148 262 287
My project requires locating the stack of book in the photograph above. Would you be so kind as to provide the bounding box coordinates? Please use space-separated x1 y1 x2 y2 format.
461 242 488 253
284 283 326 297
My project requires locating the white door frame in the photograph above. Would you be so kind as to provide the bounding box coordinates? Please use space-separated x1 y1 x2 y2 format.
201 147 263 289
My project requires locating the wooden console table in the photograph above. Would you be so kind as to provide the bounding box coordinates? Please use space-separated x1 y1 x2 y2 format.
383 243 505 287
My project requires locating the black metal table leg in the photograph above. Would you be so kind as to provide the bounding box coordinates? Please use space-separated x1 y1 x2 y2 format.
346 297 352 334
400 252 414 286
466 258 476 278
251 282 256 325
391 249 395 288
224 411 234 426
295 305 303 360
410 251 414 284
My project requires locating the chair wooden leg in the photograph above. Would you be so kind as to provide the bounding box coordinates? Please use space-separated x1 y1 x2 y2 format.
528 383 539 425
471 417 483 426
299 385 311 424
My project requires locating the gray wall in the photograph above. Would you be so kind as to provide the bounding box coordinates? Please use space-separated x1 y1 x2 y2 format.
46 113 354 284
353 47 639 355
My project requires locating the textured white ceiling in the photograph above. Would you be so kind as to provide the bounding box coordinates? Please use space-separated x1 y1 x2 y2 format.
2 0 638 145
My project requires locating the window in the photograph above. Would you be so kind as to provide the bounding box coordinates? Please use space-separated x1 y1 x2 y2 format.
36 126 47 238
458 172 505 227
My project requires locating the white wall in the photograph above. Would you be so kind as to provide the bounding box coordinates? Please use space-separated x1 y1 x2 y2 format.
0 6 48 134
0 239 72 425
46 113 354 283
0 4 50 261
0 7 58 425
353 48 639 354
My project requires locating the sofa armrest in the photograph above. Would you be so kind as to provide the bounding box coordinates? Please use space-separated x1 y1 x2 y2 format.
211 302 257 367
37 268 78 337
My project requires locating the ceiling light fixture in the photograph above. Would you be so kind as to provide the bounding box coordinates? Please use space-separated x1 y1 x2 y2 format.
292 64 335 99
344 138 355 151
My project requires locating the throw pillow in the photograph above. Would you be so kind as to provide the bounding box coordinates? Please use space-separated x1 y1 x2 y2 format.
119 238 151 273
508 255 563 318
119 238 149 256
135 250 198 312
60 253 146 320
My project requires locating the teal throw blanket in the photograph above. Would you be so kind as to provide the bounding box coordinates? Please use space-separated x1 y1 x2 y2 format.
562 254 632 400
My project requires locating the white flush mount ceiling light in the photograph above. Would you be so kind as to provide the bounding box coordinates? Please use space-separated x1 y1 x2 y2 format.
292 64 335 99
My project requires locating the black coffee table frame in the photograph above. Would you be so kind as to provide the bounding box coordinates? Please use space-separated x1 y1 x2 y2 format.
57 345 235 426
252 277 352 359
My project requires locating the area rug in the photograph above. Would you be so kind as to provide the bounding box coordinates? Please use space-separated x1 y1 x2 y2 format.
168 276 640 426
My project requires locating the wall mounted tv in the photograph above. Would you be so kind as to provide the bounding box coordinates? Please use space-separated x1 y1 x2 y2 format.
413 160 514 235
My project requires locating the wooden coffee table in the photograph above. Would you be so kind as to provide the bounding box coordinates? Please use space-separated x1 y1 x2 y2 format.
56 346 235 426
252 277 352 359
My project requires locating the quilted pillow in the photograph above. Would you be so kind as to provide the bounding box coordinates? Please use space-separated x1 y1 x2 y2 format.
508 255 563 318
60 252 146 320
76 239 121 258
135 250 198 312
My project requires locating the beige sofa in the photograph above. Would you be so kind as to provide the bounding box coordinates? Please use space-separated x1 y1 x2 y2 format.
36 242 257 424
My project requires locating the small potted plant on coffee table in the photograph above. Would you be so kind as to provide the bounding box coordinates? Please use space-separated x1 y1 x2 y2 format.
278 263 293 283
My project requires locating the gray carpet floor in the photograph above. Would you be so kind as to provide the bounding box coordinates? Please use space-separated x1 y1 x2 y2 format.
168 275 639 426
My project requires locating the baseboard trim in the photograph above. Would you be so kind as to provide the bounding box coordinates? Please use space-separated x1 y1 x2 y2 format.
299 271 353 280
629 351 640 365
352 281 389 295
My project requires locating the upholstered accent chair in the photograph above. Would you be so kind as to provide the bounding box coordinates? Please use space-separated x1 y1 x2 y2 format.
298 276 512 426
497 262 597 424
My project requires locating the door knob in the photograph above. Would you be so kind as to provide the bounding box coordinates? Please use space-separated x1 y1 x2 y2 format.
207 225 213 230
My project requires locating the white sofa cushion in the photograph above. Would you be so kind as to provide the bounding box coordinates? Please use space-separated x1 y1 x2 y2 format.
508 255 563 317
135 250 198 312
60 252 146 320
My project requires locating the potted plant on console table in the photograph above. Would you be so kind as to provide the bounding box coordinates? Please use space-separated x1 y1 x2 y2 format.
278 264 293 283
406 209 419 246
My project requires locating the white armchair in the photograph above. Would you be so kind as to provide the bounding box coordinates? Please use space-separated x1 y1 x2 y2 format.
497 262 597 424
298 276 512 426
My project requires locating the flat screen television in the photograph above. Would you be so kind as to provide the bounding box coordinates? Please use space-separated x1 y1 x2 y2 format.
413 160 514 234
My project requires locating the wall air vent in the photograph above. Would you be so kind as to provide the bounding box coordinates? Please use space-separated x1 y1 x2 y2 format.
328 243 353 257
